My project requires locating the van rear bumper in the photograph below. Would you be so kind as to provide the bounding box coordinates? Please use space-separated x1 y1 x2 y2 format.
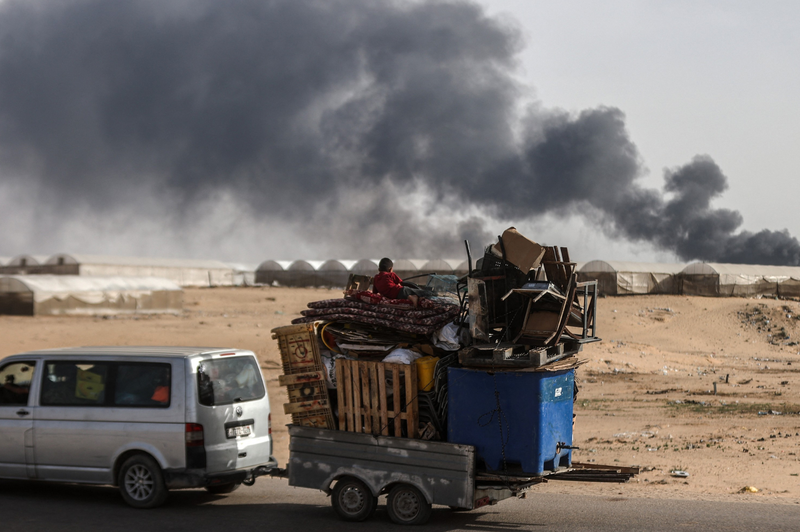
164 456 279 489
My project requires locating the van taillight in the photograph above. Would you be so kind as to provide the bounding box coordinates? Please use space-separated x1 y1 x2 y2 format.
268 413 272 435
185 423 204 447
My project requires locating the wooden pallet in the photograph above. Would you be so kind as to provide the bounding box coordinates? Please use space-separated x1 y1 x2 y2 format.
335 359 419 438
272 323 335 429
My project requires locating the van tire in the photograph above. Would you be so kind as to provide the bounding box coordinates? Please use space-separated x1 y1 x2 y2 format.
118 454 168 508
205 482 241 494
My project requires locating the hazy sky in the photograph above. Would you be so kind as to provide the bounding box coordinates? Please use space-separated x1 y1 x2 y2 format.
0 0 797 264
478 0 800 261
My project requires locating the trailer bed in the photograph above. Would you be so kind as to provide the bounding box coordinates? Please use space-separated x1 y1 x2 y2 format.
288 425 476 509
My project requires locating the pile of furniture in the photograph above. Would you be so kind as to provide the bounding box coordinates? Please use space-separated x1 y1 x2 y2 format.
274 227 601 474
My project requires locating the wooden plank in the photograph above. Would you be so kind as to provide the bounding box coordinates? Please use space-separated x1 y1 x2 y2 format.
287 384 325 401
352 360 362 433
392 365 402 437
369 362 380 435
335 360 347 432
404 364 418 438
284 399 329 415
377 364 389 436
360 363 372 434
279 371 324 386
336 359 353 431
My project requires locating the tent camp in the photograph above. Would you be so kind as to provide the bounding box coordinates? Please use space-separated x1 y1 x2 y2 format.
317 260 358 287
420 259 461 275
281 260 326 287
578 261 685 295
43 254 235 287
1 255 50 275
391 259 425 284
0 275 183 316
255 260 293 285
225 263 258 286
351 259 379 274
679 263 800 297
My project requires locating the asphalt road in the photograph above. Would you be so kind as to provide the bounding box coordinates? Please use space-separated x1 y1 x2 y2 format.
3 478 800 532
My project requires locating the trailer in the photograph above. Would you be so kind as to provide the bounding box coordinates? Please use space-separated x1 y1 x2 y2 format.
282 425 637 525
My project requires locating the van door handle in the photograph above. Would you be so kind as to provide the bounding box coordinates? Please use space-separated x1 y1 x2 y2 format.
16 409 30 416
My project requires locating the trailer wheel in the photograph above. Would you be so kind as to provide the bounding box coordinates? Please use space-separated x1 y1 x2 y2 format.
387 484 432 525
331 477 377 522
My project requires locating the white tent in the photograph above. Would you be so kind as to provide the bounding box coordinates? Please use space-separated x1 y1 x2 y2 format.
280 260 326 287
0 255 51 274
680 263 800 297
351 259 379 273
44 254 235 287
317 260 358 287
225 262 259 286
420 259 461 275
255 260 293 285
579 261 685 295
0 275 183 315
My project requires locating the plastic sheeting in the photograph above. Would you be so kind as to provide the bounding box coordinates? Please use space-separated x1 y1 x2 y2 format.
679 263 800 297
0 275 183 315
578 261 685 295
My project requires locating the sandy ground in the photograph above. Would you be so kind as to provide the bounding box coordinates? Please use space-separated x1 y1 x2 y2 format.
3 287 800 505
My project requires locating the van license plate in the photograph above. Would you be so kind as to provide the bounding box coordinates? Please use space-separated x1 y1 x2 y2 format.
226 425 252 438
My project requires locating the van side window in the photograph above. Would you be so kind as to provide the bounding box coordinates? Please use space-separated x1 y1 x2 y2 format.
0 361 35 406
41 362 109 406
197 356 265 406
115 364 171 407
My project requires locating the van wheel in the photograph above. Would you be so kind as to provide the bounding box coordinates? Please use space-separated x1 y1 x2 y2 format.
387 484 432 525
331 477 377 522
205 482 241 494
118 455 168 508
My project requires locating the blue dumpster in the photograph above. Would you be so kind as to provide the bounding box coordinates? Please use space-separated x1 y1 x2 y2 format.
447 367 574 475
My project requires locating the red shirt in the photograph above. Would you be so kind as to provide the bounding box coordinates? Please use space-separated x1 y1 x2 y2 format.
373 271 403 299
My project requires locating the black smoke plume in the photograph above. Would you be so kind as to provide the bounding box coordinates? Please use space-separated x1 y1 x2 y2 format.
0 0 796 264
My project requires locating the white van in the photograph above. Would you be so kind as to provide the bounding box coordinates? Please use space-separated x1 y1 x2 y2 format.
0 346 277 508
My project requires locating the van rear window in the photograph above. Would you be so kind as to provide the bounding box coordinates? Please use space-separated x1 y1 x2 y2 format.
115 364 171 407
197 356 265 406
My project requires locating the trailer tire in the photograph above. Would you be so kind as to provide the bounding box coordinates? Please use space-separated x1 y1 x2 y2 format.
331 477 377 522
387 484 432 525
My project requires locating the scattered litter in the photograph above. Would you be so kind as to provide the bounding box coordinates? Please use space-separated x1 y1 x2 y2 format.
740 486 759 493
670 470 689 478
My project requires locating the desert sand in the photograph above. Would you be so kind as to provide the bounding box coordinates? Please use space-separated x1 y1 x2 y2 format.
3 287 799 505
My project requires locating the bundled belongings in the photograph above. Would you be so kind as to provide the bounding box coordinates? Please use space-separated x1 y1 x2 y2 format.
291 290 459 335
274 228 600 472
277 236 639 525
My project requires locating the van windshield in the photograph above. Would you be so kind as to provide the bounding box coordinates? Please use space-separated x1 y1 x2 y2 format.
197 356 265 406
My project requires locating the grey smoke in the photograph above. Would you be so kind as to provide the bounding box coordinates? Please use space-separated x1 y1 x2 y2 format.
0 0 796 264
